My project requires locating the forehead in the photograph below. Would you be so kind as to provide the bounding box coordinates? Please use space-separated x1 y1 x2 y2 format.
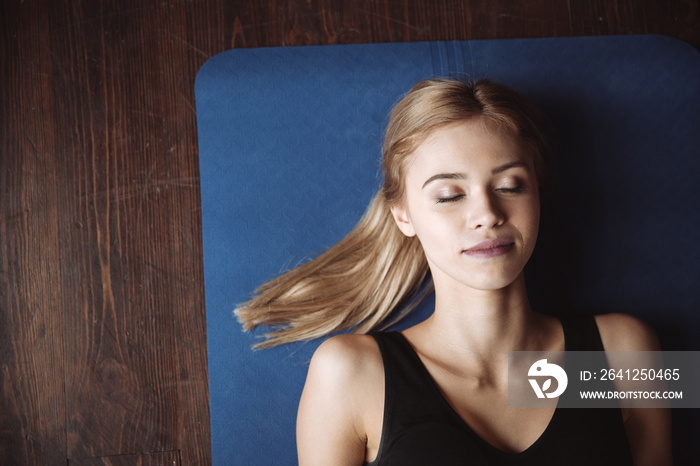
405 117 529 180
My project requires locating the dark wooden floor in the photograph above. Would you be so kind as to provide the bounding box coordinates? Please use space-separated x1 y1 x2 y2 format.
1 0 698 464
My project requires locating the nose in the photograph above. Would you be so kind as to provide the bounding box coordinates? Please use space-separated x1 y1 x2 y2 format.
468 191 505 230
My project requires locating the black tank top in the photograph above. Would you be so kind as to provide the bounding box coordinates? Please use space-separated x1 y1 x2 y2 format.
367 314 633 465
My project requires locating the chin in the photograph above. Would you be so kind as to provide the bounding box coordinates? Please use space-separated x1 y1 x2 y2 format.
469 280 518 292
462 270 524 292
429 259 527 293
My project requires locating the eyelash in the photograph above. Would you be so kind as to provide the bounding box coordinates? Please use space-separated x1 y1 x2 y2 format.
435 185 524 203
497 186 525 194
436 194 465 204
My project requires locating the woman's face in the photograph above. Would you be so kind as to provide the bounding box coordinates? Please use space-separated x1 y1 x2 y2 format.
390 117 540 293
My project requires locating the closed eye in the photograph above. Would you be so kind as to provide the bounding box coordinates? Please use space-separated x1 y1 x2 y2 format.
436 194 466 203
496 186 525 194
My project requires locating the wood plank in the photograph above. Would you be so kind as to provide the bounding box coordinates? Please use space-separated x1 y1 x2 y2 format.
0 1 67 465
212 0 573 47
39 0 205 461
71 450 180 466
569 0 700 47
150 3 214 463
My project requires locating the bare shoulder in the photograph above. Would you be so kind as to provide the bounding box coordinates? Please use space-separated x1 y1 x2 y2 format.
302 333 383 413
297 334 384 465
308 333 383 382
594 314 672 465
594 313 661 351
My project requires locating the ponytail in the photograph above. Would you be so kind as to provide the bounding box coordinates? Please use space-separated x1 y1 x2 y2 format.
235 191 430 348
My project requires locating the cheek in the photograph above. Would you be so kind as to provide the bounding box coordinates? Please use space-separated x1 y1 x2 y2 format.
411 213 465 260
504 195 539 231
527 200 541 224
520 200 541 240
404 204 444 241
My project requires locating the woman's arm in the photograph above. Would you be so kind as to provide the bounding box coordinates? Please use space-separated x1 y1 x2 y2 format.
297 335 383 466
595 313 672 466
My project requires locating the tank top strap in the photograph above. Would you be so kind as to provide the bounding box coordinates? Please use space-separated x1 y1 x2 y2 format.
369 330 439 396
560 313 605 352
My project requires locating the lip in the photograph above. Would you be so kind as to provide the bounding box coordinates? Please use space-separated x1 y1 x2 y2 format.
463 238 515 258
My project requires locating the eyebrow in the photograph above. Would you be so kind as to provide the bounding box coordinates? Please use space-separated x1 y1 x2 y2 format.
421 172 465 189
421 161 528 189
492 161 528 174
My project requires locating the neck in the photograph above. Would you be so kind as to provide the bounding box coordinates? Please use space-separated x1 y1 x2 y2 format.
419 273 543 359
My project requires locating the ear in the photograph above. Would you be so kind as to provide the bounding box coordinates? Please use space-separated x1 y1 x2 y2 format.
390 204 416 237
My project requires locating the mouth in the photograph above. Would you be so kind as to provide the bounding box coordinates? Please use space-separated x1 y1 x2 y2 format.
463 238 515 258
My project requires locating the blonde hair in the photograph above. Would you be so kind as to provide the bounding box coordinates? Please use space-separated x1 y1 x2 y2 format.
235 78 550 348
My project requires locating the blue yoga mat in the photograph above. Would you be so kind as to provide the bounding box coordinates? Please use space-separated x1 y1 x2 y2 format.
195 36 700 465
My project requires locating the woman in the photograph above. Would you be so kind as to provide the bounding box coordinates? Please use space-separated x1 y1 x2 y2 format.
236 79 671 465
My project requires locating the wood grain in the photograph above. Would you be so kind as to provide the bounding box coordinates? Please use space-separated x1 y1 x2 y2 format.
71 450 180 466
1 1 67 464
569 0 699 44
1 0 698 465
